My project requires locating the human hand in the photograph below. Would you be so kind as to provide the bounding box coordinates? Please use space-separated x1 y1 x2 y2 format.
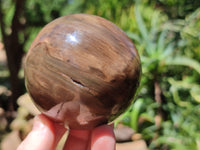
17 114 116 150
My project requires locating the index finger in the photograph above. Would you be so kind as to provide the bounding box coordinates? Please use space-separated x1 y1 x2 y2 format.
63 124 115 150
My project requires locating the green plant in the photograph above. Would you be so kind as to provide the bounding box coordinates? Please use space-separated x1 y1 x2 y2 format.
116 2 200 149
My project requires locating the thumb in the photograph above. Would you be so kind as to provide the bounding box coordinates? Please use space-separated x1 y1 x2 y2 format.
17 114 66 150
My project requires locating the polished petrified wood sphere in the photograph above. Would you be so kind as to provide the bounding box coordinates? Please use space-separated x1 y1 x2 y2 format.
24 14 141 129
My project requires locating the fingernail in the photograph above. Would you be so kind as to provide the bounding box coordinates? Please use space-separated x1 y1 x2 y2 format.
32 116 44 131
92 136 115 150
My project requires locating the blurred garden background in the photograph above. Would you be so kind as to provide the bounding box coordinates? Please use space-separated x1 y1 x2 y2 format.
0 0 200 149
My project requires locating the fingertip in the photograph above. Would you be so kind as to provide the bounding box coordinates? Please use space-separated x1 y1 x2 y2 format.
17 114 66 150
17 114 55 150
37 114 67 146
63 129 91 150
33 114 54 132
92 125 114 138
91 125 116 150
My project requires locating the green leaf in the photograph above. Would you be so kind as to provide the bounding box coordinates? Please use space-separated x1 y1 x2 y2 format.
130 98 144 131
168 78 192 107
157 30 168 54
126 32 141 43
161 42 174 59
134 4 148 42
190 87 200 103
166 56 200 74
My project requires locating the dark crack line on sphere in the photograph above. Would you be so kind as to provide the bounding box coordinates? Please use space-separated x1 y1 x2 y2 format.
56 102 65 117
71 77 85 88
70 77 98 97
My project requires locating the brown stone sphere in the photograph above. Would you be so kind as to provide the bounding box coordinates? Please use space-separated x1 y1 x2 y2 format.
24 14 141 129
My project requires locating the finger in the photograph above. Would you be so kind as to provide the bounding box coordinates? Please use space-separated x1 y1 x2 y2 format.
90 125 115 150
53 120 67 146
17 114 66 150
63 129 92 150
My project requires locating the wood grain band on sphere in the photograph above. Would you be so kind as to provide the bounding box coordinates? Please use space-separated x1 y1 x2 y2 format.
24 14 141 129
